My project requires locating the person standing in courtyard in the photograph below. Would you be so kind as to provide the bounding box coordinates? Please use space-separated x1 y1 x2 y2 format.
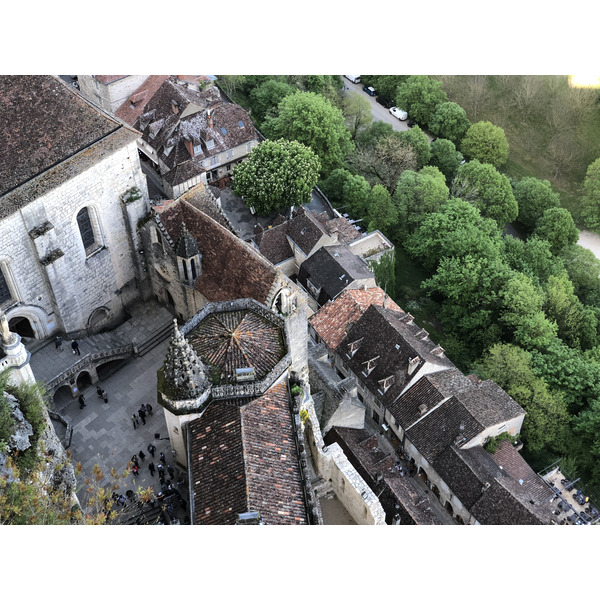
78 394 86 409
167 465 174 479
147 443 156 457
96 386 104 399
138 406 146 425
148 462 156 477
132 414 139 429
159 451 166 466
71 339 80 355
55 336 63 352
138 450 146 462
131 455 139 468
145 403 153 415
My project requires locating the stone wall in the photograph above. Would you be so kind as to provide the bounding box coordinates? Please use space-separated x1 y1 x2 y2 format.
302 398 385 525
1 140 149 338
78 75 149 114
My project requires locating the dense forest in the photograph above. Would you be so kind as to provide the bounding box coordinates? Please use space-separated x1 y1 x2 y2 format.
219 74 600 499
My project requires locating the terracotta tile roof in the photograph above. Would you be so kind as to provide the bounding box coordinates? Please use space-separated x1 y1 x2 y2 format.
176 182 233 231
187 309 285 382
189 381 308 525
309 287 402 350
157 198 276 304
114 75 169 126
0 75 122 198
136 76 257 179
241 381 308 524
189 403 247 525
323 216 362 244
298 245 376 305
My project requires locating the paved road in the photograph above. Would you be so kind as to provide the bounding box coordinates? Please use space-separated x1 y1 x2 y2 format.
342 78 410 133
342 77 436 141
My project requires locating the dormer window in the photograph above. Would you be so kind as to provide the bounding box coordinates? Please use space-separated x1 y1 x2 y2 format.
220 127 227 135
206 139 215 150
378 375 395 394
238 120 245 128
193 144 202 156
362 356 379 376
348 337 363 357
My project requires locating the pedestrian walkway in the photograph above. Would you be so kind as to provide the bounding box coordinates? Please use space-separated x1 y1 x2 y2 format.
29 301 173 387
29 300 189 523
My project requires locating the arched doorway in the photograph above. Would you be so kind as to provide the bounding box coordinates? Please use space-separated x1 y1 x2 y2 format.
431 484 441 500
9 316 35 340
444 500 454 516
87 306 110 333
53 383 75 407
76 371 93 395
158 287 175 309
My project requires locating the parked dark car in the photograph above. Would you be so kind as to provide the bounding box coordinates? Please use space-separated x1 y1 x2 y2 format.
376 96 394 109
362 85 376 96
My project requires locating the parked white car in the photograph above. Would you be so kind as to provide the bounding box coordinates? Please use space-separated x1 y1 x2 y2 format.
389 106 408 121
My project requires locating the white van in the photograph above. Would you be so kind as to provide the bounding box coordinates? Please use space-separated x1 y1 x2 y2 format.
344 75 361 84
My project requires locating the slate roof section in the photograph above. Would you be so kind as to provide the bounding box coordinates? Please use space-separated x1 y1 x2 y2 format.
114 75 169 126
322 216 362 244
0 75 125 199
189 381 308 525
157 198 276 304
286 209 330 256
336 304 454 407
187 308 285 382
251 221 295 265
426 369 525 428
298 245 376 305
388 375 446 431
175 224 199 258
406 395 484 463
309 287 402 350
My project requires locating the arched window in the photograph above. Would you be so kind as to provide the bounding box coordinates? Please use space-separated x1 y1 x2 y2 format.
77 207 96 251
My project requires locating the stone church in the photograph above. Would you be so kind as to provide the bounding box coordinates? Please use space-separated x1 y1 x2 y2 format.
0 76 150 344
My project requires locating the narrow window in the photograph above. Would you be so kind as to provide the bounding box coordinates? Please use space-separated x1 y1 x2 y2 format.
0 269 11 305
191 258 197 280
77 207 95 250
182 260 188 281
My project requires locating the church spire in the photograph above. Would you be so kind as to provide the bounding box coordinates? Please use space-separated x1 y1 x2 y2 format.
163 319 210 400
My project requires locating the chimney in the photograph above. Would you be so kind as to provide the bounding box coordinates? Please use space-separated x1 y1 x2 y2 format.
171 99 179 115
408 356 420 376
383 293 389 309
207 108 213 129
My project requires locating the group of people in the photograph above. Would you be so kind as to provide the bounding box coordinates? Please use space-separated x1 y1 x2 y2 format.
130 443 176 488
131 403 153 429
54 335 80 355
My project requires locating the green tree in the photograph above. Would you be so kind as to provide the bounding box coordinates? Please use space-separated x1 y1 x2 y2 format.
428 101 471 145
355 120 395 148
581 158 600 232
262 91 354 176
232 139 320 215
216 75 247 99
514 177 561 231
533 207 579 254
367 184 397 232
343 173 372 221
560 244 600 305
395 75 448 125
248 80 296 127
503 235 564 286
513 311 559 352
347 134 417 193
474 344 570 453
429 138 463 184
398 125 431 169
544 272 597 349
393 167 449 235
452 160 518 228
319 168 354 205
342 91 373 140
405 196 504 271
461 121 510 168
361 75 408 102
